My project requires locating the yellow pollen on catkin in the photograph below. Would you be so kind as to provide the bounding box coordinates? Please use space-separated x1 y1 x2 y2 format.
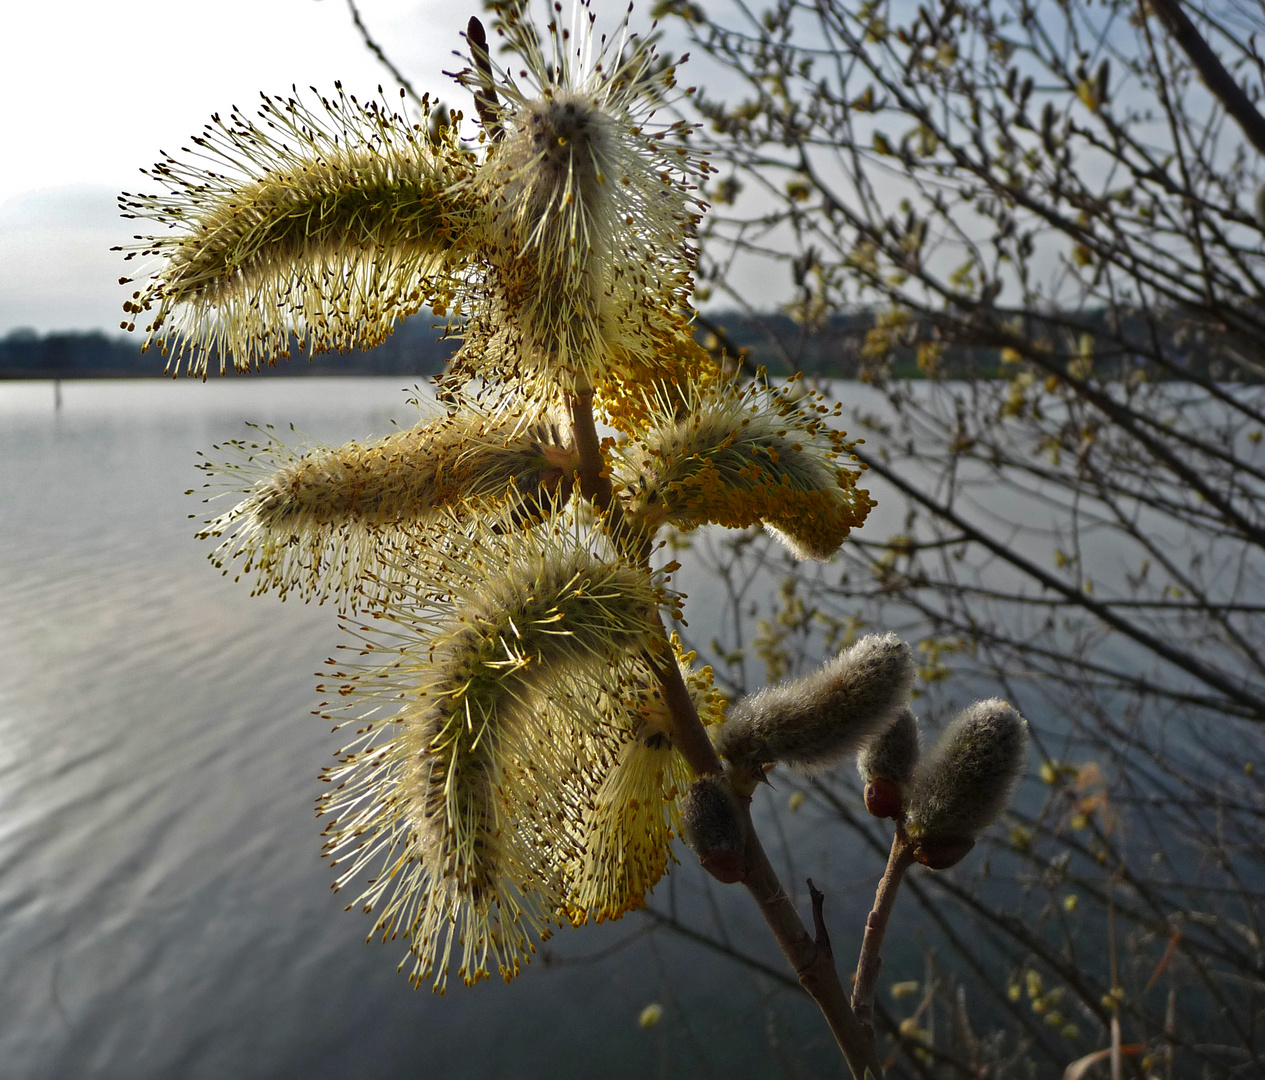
316 506 662 991
435 7 706 397
615 376 874 560
560 641 722 923
195 403 578 605
594 316 726 435
118 87 477 377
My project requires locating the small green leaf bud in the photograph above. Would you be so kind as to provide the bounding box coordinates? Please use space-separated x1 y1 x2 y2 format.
680 775 746 883
857 706 920 819
716 633 915 774
905 699 1028 869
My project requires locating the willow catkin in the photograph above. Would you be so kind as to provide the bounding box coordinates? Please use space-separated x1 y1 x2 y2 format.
118 87 476 376
716 633 914 773
857 706 921 819
564 645 724 920
905 699 1029 869
316 507 661 990
439 2 706 396
615 374 873 560
196 405 576 604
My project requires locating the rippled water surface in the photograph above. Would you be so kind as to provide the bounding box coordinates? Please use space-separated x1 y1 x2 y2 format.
0 379 862 1080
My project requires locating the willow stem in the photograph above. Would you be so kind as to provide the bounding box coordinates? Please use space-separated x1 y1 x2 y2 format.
568 389 615 508
566 387 882 1078
852 830 916 1030
738 806 884 1078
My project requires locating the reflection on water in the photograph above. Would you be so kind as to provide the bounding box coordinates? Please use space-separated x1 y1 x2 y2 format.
0 379 852 1080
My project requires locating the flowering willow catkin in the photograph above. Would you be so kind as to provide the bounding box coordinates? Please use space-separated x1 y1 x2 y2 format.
716 633 914 773
124 0 885 999
905 699 1029 869
317 507 660 989
565 646 724 919
616 375 873 559
196 404 577 604
448 2 704 394
118 87 475 376
567 704 690 919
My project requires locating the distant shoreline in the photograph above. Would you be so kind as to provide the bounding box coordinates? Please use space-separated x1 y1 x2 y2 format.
1 309 1243 382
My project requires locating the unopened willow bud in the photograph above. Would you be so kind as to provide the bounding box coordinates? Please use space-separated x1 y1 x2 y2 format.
857 706 920 819
680 775 746 884
716 633 914 774
905 699 1028 870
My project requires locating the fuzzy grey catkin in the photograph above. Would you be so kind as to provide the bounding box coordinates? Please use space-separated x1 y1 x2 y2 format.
680 775 746 883
716 633 915 773
857 706 921 818
905 699 1028 863
858 706 921 788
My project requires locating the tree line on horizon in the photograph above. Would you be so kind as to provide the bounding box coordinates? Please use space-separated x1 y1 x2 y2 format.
0 308 1249 382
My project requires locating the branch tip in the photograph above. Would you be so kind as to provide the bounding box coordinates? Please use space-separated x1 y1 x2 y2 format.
807 877 833 959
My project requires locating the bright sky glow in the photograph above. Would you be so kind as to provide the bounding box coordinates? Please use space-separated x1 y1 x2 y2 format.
0 1 786 339
0 0 465 335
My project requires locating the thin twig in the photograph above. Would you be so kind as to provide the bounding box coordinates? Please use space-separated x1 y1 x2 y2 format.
737 801 884 1079
650 617 726 777
808 877 833 958
646 905 971 1078
567 390 616 509
852 831 916 1030
344 0 427 108
851 446 1265 721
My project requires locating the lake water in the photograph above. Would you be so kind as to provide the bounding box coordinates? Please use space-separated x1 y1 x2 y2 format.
0 378 875 1080
11 376 1254 1078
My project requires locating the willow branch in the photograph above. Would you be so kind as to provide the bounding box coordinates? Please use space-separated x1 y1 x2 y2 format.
852 831 916 1030
566 385 882 1078
737 803 884 1078
1145 0 1265 159
851 447 1265 721
343 0 426 109
652 619 726 776
567 390 616 510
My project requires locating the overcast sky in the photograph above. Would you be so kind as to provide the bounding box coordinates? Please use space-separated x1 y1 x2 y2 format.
0 0 467 336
